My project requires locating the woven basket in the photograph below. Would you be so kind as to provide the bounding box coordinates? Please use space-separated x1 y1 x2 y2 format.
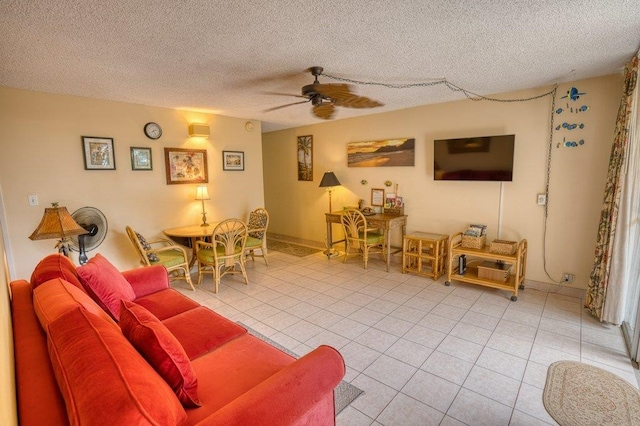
489 239 517 255
461 234 485 249
384 206 404 215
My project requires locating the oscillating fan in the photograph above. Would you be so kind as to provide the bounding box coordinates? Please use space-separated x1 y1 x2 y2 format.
68 207 108 265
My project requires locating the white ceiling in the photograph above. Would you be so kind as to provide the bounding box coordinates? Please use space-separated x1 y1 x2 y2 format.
1 1 639 132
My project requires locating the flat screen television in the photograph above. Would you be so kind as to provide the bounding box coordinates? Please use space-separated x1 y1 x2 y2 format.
434 134 515 181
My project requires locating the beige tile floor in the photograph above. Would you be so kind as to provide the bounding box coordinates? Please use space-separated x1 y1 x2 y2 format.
174 249 639 426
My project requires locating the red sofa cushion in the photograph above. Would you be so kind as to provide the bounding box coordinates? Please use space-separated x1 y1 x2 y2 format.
119 300 201 407
46 307 187 425
134 288 199 320
33 277 117 330
30 254 83 290
186 334 296 423
76 254 136 319
162 306 247 359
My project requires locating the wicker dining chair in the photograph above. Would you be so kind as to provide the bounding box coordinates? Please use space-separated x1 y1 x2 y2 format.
341 209 385 269
244 207 269 266
125 226 195 291
195 219 248 293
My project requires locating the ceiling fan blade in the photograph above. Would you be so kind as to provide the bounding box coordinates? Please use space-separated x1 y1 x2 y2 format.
334 95 384 108
313 103 335 120
263 99 310 112
263 91 308 99
314 83 354 101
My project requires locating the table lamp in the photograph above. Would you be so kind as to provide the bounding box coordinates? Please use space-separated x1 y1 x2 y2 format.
29 203 88 257
319 171 341 213
195 185 210 226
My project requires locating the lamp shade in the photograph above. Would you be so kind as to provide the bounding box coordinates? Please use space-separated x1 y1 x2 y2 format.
195 185 210 200
319 172 341 188
29 206 88 240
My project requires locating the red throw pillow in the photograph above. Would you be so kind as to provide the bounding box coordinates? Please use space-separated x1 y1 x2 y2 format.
76 254 136 319
119 300 201 407
30 254 84 290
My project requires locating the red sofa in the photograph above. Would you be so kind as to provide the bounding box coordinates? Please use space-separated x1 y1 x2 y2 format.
11 254 345 425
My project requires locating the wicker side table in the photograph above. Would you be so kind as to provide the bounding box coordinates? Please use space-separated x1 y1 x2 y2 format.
402 232 449 280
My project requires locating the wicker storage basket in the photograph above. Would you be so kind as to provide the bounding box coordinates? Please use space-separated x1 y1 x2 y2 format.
477 261 511 282
384 206 404 215
489 239 517 255
461 234 486 249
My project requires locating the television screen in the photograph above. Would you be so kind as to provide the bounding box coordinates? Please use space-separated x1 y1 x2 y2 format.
434 134 515 181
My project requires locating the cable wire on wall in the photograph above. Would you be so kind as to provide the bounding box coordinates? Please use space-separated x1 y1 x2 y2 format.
324 72 565 284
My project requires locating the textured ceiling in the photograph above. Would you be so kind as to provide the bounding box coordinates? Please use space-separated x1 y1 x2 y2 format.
1 1 639 132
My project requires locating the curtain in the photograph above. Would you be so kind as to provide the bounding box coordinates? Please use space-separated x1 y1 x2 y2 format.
585 54 639 321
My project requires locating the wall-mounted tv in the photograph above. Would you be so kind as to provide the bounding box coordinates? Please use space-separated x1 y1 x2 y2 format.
434 134 515 181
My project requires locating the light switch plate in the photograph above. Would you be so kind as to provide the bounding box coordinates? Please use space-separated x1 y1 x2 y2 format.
28 194 38 206
537 193 547 205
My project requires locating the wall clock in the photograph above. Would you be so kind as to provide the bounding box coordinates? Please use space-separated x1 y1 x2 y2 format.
143 122 162 140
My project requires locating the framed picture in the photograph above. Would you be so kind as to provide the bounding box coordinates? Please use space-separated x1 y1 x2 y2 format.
130 147 152 171
82 136 115 170
297 135 313 181
222 151 244 171
347 138 415 167
371 188 385 206
164 148 208 184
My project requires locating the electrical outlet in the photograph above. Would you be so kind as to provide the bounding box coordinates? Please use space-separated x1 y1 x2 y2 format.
537 193 547 205
28 194 38 206
562 273 575 283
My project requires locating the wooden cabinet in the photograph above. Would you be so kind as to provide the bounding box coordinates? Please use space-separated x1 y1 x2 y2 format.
445 232 527 301
402 232 448 280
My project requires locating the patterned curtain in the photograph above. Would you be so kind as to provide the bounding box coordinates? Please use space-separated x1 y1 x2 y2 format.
585 55 639 320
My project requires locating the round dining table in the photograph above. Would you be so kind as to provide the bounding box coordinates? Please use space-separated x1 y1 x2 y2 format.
163 224 217 267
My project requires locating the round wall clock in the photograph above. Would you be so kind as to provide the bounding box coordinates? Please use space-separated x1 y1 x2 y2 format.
143 122 162 140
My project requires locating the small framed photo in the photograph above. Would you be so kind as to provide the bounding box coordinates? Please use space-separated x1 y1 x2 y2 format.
222 151 244 171
371 188 385 206
164 148 208 184
130 147 152 171
82 136 115 170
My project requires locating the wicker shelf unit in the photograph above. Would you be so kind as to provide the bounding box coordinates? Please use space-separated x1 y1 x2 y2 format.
402 232 449 280
445 232 528 301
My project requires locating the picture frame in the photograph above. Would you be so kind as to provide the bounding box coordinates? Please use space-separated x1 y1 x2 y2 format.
371 188 385 206
164 148 208 185
347 138 415 167
130 147 152 171
222 151 244 171
82 136 115 170
297 135 313 181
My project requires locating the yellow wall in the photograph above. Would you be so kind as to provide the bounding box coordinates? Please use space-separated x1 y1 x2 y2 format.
0 87 264 280
262 75 622 289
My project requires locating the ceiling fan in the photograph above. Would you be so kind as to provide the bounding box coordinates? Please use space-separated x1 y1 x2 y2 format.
265 66 384 120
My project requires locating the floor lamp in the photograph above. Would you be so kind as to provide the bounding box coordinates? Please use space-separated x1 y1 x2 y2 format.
319 171 341 258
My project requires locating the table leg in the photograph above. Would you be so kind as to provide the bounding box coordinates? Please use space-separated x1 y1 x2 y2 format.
385 227 391 272
325 220 333 259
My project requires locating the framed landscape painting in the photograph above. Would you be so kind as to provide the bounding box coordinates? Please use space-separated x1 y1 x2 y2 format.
347 138 415 167
222 151 244 171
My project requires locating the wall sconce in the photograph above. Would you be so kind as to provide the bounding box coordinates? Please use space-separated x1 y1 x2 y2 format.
195 185 210 226
188 123 210 138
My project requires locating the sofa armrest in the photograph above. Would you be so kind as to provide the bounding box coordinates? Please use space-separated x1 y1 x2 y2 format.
198 345 345 425
121 265 170 298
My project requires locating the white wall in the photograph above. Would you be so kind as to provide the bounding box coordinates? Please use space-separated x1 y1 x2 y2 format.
0 87 264 279
262 75 622 289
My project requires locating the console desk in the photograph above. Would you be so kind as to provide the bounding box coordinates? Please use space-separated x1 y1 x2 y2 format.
325 211 407 271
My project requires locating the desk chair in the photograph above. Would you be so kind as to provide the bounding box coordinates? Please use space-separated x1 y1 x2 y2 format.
245 208 269 266
196 219 248 293
341 209 386 269
125 226 195 291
